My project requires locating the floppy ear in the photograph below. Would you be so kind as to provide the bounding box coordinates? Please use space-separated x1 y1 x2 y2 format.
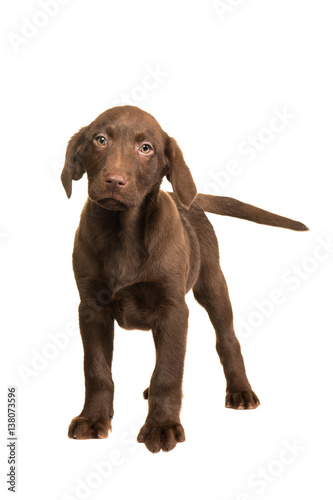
61 127 88 198
165 136 197 209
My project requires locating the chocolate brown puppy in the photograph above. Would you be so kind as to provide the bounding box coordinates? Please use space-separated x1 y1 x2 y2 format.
61 106 308 453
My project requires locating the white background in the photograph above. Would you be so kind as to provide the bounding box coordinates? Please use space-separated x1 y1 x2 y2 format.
1 1 333 499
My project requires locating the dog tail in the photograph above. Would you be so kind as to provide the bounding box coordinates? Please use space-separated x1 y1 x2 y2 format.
195 194 309 231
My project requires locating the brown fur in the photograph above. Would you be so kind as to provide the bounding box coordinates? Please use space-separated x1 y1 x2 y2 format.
61 105 308 453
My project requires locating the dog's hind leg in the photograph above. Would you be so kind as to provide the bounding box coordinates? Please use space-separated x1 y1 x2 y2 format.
192 213 260 409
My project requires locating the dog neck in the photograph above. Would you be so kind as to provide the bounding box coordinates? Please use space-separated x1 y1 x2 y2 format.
83 187 162 294
85 185 161 250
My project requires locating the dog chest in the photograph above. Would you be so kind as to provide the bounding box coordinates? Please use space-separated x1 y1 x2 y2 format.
110 281 172 331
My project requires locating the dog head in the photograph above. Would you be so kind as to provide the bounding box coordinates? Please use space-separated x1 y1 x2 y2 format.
61 106 197 210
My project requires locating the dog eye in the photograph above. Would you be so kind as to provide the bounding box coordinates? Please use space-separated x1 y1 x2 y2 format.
95 136 107 146
139 144 153 154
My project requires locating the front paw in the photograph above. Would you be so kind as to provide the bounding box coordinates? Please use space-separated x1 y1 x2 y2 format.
137 421 185 453
68 415 112 439
225 390 260 410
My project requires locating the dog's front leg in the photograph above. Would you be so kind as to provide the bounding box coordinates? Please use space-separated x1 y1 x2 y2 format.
138 300 188 453
68 300 115 439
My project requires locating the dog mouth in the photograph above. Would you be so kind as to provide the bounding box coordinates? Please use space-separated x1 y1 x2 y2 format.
96 196 127 211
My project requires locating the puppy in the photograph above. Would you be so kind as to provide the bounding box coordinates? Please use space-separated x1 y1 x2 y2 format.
61 105 308 453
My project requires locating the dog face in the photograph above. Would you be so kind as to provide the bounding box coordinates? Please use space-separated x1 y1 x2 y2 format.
61 106 197 210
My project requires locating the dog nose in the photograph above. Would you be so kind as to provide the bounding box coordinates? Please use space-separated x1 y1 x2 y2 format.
105 174 127 187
